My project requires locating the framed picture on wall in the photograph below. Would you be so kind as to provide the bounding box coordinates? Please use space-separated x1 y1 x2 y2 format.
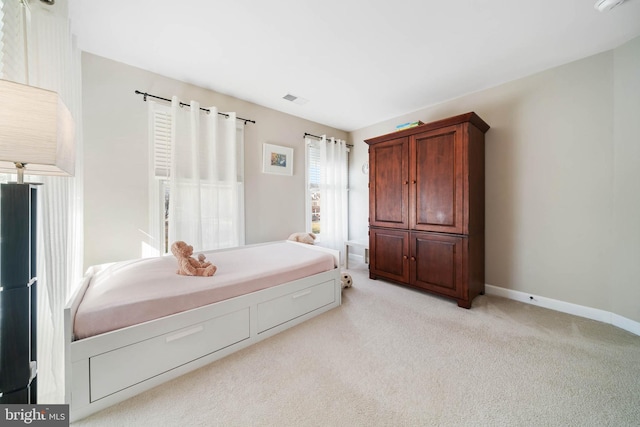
262 143 293 176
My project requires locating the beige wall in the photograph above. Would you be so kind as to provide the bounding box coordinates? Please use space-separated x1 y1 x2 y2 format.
611 36 640 323
349 36 640 323
82 53 347 268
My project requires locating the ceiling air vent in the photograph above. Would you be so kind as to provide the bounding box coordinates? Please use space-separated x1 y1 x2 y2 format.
282 93 309 105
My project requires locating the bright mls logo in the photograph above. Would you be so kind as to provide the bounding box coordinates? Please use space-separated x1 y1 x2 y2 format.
1 405 68 426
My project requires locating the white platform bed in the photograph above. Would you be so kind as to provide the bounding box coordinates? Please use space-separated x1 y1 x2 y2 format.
64 241 341 421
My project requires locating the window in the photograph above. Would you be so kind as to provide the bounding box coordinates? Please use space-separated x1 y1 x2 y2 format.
305 136 349 251
148 102 172 254
147 101 245 255
306 141 321 234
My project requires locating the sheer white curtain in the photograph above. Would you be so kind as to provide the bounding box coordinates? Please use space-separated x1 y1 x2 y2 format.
319 136 349 252
29 2 83 404
168 97 244 251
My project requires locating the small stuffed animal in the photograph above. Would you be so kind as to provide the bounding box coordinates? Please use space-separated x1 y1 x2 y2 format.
341 272 353 289
198 253 212 268
287 232 316 245
171 241 217 277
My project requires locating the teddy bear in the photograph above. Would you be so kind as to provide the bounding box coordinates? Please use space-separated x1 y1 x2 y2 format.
287 232 316 245
170 241 217 277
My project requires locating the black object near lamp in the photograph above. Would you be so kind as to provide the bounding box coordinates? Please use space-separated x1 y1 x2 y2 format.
0 79 75 404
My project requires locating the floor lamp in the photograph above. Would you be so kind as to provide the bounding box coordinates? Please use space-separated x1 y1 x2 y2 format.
0 79 75 404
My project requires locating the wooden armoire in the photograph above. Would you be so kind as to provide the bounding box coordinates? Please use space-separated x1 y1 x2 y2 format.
365 112 489 308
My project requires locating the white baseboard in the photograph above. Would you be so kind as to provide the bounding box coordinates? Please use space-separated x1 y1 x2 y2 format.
485 284 640 337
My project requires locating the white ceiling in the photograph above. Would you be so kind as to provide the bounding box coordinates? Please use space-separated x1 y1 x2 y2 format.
68 0 640 131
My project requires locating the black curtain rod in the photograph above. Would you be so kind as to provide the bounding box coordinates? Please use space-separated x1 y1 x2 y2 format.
304 132 353 147
135 90 256 125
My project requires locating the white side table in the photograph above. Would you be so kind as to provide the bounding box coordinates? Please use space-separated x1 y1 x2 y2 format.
344 238 369 269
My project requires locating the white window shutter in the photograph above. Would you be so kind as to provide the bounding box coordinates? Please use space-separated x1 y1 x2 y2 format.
152 105 172 178
308 141 320 187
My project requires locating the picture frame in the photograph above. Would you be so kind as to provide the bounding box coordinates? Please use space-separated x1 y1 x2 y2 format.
262 143 293 176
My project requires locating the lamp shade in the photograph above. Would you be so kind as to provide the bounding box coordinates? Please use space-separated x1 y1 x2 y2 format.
0 79 75 177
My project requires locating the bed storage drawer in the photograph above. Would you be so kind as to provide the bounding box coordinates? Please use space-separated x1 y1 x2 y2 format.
89 307 249 401
257 279 335 333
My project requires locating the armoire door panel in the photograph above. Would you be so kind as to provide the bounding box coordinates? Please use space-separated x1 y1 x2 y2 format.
369 138 408 229
418 132 455 226
411 125 464 234
411 233 465 298
369 228 409 283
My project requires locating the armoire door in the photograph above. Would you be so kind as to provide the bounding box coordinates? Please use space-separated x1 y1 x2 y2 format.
410 232 466 300
369 228 409 283
369 137 409 229
410 124 465 234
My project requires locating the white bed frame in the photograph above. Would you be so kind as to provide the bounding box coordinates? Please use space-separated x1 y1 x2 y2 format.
64 242 341 422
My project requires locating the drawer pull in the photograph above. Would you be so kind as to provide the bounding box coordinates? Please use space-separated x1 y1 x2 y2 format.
166 325 204 343
292 290 312 299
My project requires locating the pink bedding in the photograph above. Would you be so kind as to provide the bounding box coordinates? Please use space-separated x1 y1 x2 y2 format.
73 242 335 340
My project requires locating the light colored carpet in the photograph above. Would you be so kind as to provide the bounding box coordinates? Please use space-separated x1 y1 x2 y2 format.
72 260 640 427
